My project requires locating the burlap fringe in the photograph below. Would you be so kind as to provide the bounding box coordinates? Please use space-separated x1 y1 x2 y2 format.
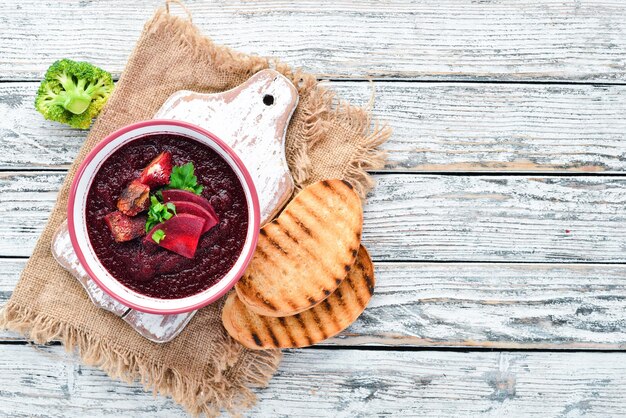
148 7 390 197
0 302 281 417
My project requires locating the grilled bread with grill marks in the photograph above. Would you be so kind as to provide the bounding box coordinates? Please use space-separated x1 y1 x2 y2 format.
235 179 363 317
224 245 374 349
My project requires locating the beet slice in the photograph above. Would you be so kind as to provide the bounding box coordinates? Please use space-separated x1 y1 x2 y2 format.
144 213 205 259
168 201 218 234
161 189 219 222
139 151 172 188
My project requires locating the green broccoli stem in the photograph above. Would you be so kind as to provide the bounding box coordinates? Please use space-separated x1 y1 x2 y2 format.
63 94 92 114
55 73 93 115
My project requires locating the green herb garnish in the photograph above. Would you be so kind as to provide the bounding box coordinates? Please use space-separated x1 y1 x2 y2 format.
151 229 166 244
145 195 176 232
168 162 203 195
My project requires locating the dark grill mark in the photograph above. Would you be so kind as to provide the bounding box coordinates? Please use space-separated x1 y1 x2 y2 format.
260 229 267 236
259 317 280 347
255 246 269 259
295 316 313 346
309 307 326 338
335 277 342 285
364 274 375 296
347 276 366 307
341 179 354 189
282 227 299 244
344 264 351 272
265 234 288 255
251 333 263 347
277 317 297 347
283 211 313 236
297 195 326 225
331 287 350 323
352 249 358 257
307 188 330 208
324 289 331 296
284 297 298 310
322 299 340 329
257 294 277 310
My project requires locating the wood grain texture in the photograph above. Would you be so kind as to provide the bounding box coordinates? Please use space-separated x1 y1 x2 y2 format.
332 82 626 173
3 172 625 262
0 345 625 417
363 174 626 262
2 0 626 82
4 81 626 173
2 260 625 348
0 172 64 258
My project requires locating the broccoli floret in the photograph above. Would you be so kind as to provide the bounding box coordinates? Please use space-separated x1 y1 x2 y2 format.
34 59 114 129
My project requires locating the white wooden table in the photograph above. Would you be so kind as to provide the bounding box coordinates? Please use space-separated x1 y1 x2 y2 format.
2 1 626 416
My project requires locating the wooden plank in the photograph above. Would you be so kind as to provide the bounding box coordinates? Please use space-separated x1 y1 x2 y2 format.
0 172 63 258
0 345 625 416
4 81 626 173
334 82 626 173
2 259 625 348
2 172 625 262
362 175 626 262
2 0 626 82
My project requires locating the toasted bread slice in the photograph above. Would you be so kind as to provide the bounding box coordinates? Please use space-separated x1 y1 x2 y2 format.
235 179 363 317
224 245 375 349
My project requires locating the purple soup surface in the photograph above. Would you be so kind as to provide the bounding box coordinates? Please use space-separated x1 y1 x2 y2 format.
85 134 248 299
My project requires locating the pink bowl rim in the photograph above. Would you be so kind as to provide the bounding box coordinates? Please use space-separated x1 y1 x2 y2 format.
67 119 261 315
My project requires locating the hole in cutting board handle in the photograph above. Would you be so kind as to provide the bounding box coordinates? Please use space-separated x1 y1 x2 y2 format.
263 94 274 106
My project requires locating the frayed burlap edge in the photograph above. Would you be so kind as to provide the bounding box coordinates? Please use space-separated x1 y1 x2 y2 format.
147 7 391 196
0 4 391 416
0 302 281 417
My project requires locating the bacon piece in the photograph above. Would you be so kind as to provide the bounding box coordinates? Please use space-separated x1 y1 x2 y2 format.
117 180 150 216
104 211 147 242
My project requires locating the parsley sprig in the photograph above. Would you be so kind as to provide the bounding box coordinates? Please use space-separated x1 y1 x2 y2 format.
168 162 203 195
145 196 176 232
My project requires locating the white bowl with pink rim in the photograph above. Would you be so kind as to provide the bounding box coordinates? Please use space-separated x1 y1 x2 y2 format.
67 119 260 315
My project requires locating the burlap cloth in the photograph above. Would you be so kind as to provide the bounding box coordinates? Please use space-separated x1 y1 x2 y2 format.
0 4 390 416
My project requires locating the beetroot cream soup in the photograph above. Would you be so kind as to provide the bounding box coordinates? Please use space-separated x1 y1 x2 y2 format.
85 134 248 299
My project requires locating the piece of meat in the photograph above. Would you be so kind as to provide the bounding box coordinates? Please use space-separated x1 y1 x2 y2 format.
117 180 150 216
104 211 147 242
139 151 172 187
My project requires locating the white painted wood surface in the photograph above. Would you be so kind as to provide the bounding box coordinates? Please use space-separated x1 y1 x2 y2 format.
4 82 626 173
2 0 626 415
0 345 625 417
2 0 626 82
3 172 625 262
